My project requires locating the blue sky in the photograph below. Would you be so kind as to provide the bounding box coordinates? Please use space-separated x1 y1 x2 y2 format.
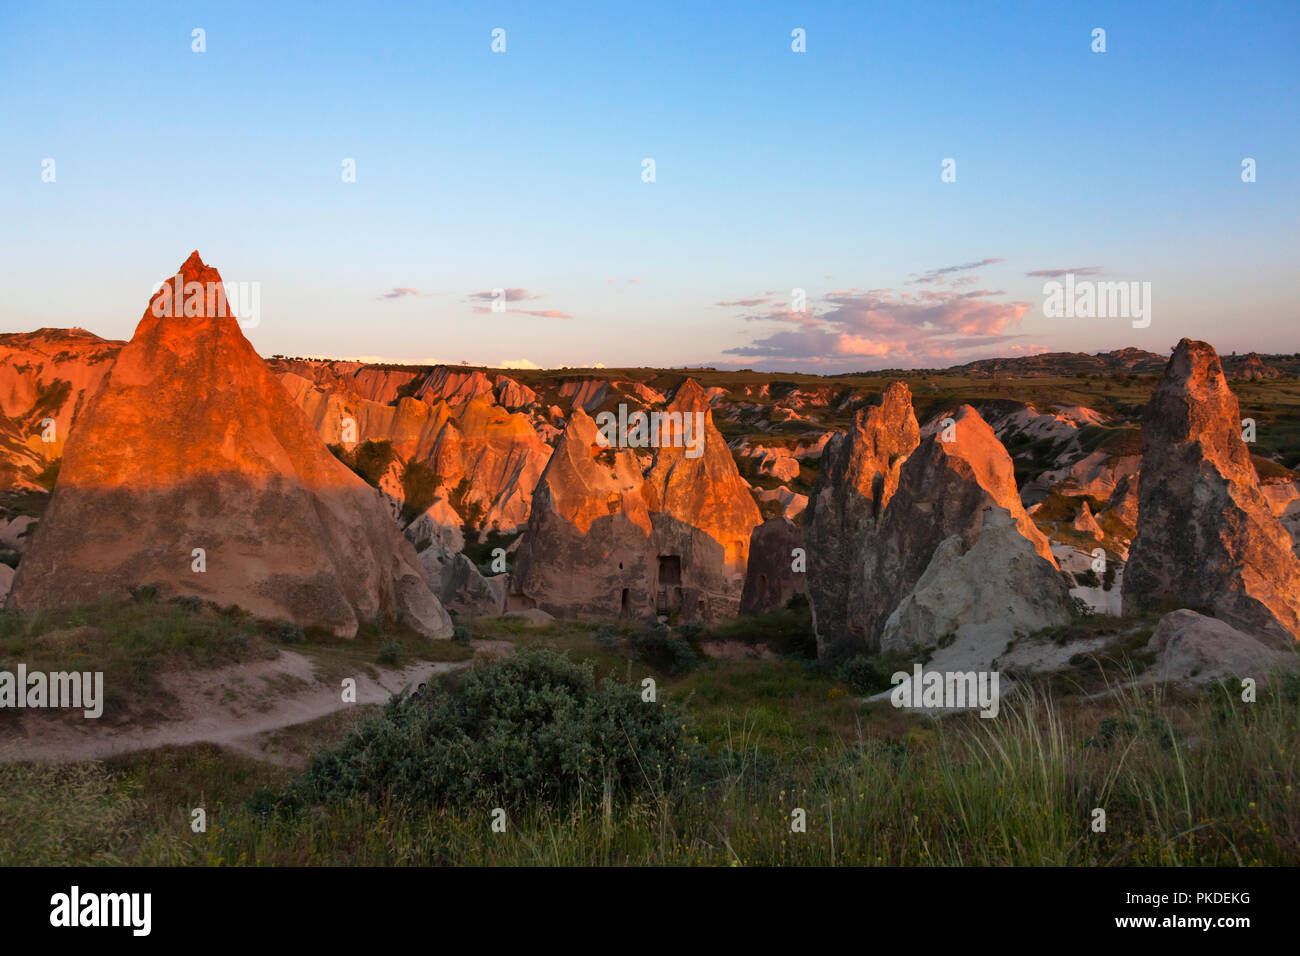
1 0 1296 371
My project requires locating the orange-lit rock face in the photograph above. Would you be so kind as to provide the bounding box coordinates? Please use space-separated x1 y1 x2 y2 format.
9 252 452 639
1125 339 1300 642
0 328 123 489
642 378 762 576
511 409 656 618
921 404 1056 567
281 372 551 535
513 380 762 624
856 404 1059 648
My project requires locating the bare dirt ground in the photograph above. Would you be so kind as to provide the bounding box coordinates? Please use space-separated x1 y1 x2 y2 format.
0 649 478 766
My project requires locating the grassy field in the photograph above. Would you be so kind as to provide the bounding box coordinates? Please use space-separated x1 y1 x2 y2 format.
1 606 1296 867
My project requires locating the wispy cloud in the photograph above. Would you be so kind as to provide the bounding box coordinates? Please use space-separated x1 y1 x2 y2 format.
378 287 421 299
468 288 539 302
1026 267 1102 278
471 306 572 319
908 258 1005 285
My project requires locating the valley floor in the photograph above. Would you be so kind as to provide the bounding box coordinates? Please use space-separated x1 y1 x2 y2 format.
1 605 1297 866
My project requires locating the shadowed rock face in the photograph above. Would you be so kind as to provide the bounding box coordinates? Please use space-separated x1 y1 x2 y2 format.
880 506 1071 657
860 405 1058 648
9 252 452 639
740 516 805 614
1124 339 1300 643
804 382 919 654
814 400 1059 661
1145 609 1297 683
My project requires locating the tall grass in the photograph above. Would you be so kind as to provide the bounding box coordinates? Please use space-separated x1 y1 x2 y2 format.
2 670 1294 866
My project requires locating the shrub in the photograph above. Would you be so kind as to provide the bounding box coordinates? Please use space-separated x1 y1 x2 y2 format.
627 624 700 674
400 461 441 523
838 655 888 695
293 649 689 810
836 649 917 695
378 640 405 666
353 440 397 487
273 620 305 644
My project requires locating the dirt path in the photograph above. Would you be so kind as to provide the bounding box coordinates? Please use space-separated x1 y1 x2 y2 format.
0 650 475 765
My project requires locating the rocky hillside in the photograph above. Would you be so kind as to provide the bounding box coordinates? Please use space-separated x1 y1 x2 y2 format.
4 297 1300 678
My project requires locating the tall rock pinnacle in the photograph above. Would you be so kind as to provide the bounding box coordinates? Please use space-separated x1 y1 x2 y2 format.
10 252 453 638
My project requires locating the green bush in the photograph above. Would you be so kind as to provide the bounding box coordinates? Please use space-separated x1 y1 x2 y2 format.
293 650 689 810
353 441 397 487
837 655 889 695
836 649 917 695
400 461 442 523
273 620 305 644
627 624 700 674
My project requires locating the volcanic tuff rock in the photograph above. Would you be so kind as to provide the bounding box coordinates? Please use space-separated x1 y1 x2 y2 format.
493 375 538 410
511 379 762 624
1072 500 1104 540
509 409 656 618
1123 339 1300 643
281 376 550 535
1145 609 1297 683
8 252 453 639
880 506 1072 657
804 382 920 656
643 379 762 575
438 552 506 617
842 403 1058 659
0 328 124 489
415 367 495 406
739 516 806 614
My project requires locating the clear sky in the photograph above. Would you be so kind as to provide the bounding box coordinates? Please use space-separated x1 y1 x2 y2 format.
2 1 1297 372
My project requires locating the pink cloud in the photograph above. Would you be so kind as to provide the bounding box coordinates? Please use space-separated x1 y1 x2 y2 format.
726 287 1031 369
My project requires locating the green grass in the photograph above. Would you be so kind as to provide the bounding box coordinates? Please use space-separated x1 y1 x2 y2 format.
2 604 1297 866
3 667 1296 865
0 597 473 722
0 598 279 721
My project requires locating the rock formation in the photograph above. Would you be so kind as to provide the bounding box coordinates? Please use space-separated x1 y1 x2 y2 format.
438 553 506 618
804 383 919 656
880 506 1071 656
739 516 806 614
509 409 655 618
1124 339 1300 643
1145 609 1296 683
0 328 123 489
511 379 762 623
818 401 1059 659
1072 500 1104 540
281 377 550 536
643 380 762 569
9 252 453 639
